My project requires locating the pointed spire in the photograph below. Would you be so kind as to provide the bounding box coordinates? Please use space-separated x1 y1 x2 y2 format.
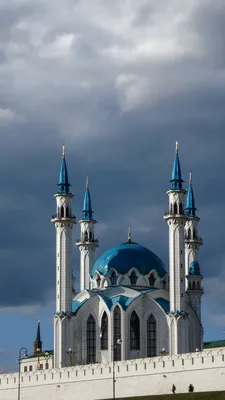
33 319 42 355
185 172 196 217
82 177 93 220
170 141 183 190
128 226 131 243
57 145 71 194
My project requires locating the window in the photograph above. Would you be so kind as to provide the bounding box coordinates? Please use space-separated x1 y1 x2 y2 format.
84 231 88 241
179 204 183 215
89 231 92 241
96 275 101 288
192 281 196 290
197 281 200 290
40 364 43 370
110 271 117 285
100 312 108 350
188 281 191 290
174 202 178 215
130 311 140 350
29 365 33 372
129 271 138 285
147 314 156 357
45 363 49 370
66 206 69 218
113 306 121 361
149 273 156 287
87 315 96 364
24 366 27 372
60 205 64 217
163 279 166 290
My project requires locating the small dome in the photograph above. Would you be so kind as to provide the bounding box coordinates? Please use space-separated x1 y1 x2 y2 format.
189 260 201 276
90 242 166 278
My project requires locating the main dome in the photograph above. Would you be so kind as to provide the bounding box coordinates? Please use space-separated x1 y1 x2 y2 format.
90 242 166 278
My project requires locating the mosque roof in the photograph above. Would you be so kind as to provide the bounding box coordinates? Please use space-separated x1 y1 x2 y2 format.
90 242 166 278
72 286 169 315
189 260 201 276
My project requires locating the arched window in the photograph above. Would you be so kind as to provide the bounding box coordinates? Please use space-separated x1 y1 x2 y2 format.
66 206 69 217
113 306 121 361
174 202 178 215
130 311 140 350
87 315 96 364
147 314 156 357
197 281 200 290
60 205 64 218
129 271 138 285
100 312 108 350
188 228 192 239
110 271 117 285
193 228 196 239
89 231 92 241
84 231 88 241
192 281 196 290
188 281 191 290
149 273 156 287
96 274 101 288
179 203 183 215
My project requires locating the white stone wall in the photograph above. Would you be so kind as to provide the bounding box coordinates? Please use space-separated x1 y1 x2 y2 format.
1 348 225 400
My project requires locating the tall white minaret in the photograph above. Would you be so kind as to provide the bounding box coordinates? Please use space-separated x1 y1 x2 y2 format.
51 146 76 368
185 173 203 288
164 142 187 355
76 177 98 291
185 173 203 337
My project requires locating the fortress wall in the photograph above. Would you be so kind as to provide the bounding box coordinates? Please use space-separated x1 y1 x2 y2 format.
0 348 225 399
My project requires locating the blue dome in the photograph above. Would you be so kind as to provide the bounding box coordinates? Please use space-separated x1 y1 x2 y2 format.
90 242 166 278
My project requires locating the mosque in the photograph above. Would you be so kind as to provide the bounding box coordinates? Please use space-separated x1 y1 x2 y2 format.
49 142 204 369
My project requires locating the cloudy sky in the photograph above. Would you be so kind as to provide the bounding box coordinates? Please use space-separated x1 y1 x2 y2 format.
0 0 225 371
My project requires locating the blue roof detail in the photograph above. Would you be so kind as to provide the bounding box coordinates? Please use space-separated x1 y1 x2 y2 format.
82 186 93 220
57 156 71 194
185 175 196 217
90 242 166 278
155 298 170 314
170 144 183 190
189 260 201 276
72 299 88 314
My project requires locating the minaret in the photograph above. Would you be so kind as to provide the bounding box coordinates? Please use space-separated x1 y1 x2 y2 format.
76 177 98 291
185 173 203 288
51 146 76 368
185 173 203 327
33 319 42 355
164 142 187 355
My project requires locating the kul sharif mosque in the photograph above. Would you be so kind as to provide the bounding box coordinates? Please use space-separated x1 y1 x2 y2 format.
51 142 203 369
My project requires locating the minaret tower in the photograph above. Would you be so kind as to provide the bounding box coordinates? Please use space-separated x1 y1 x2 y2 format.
185 173 203 325
76 177 98 291
164 142 187 355
51 146 76 368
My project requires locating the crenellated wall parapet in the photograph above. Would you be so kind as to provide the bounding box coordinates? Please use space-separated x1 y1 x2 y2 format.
1 347 225 393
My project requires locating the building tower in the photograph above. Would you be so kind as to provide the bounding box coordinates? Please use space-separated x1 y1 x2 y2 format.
33 319 42 355
76 177 98 291
164 142 187 355
51 146 76 368
185 173 203 331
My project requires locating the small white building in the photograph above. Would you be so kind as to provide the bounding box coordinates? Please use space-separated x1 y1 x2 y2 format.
50 143 204 369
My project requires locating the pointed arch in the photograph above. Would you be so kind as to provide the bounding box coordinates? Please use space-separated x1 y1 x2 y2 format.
87 315 96 364
148 273 156 287
113 305 121 361
100 311 108 350
129 270 138 285
147 314 156 357
110 271 117 285
84 231 88 241
66 206 69 217
174 202 178 215
130 311 140 350
60 205 64 218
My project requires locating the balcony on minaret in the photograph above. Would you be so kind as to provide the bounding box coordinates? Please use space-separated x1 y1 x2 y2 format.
76 237 99 246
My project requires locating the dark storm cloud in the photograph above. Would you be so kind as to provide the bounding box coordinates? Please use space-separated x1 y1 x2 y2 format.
0 0 224 336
